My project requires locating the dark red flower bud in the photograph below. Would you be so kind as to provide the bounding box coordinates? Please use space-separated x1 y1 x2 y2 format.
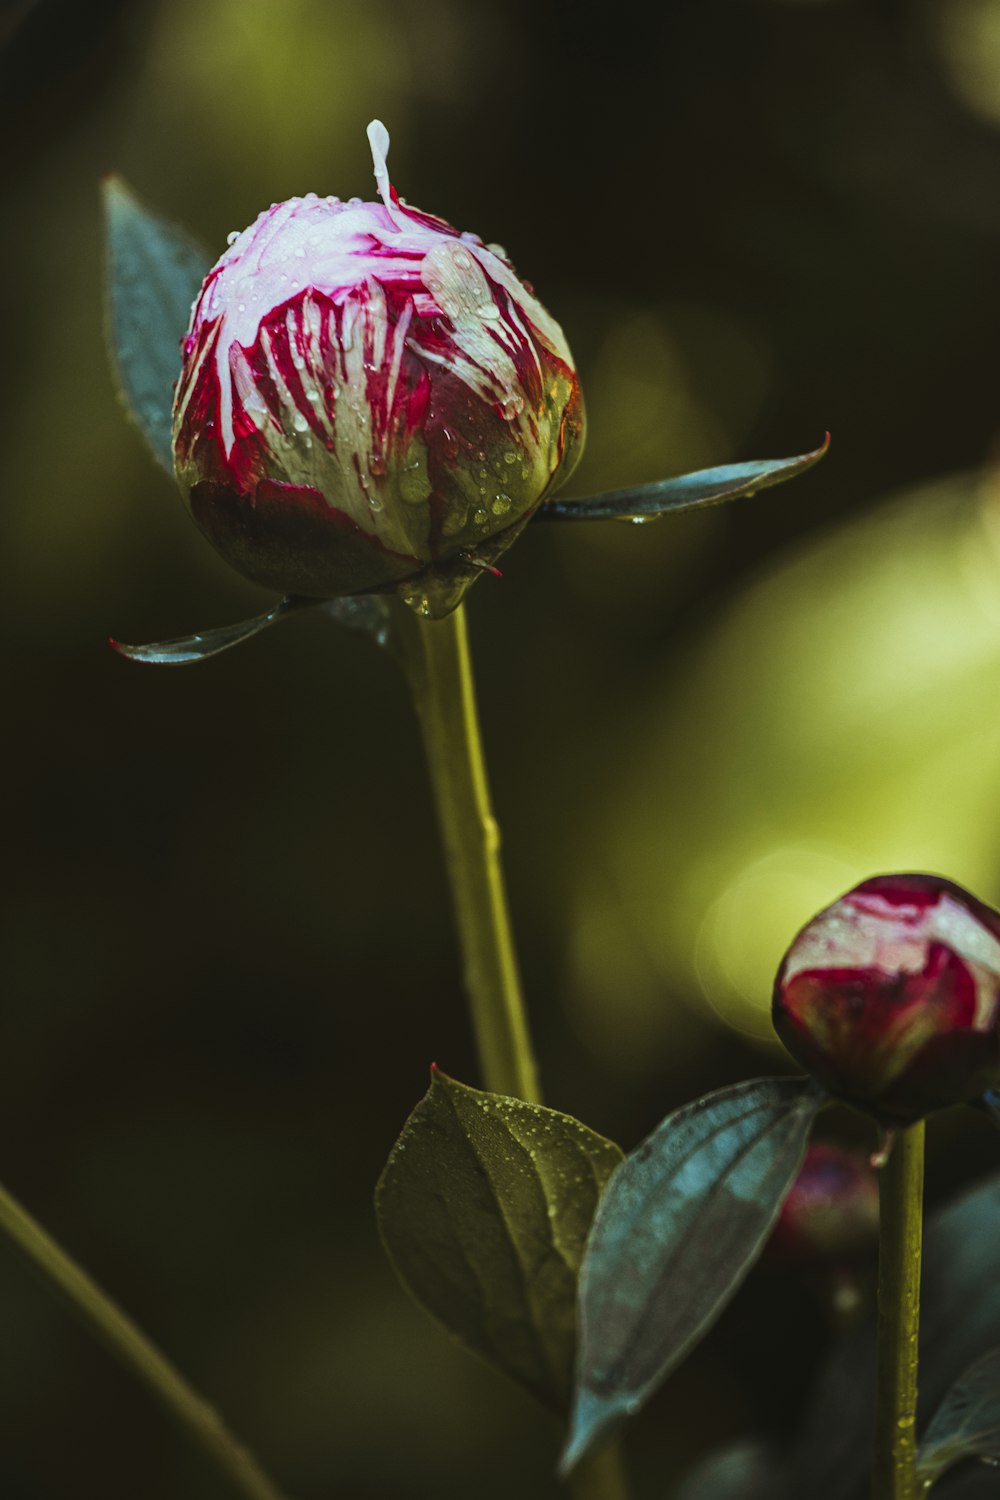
771 1142 879 1265
772 874 1000 1124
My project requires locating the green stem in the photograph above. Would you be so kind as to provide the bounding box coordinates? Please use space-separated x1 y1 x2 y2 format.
397 603 541 1102
0 1181 287 1500
397 602 629 1498
872 1122 925 1500
568 1443 631 1500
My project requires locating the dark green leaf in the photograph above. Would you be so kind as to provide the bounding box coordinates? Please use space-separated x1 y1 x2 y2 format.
919 1348 1000 1487
560 1077 821 1474
110 594 392 665
675 1442 791 1500
102 176 211 472
375 1067 623 1412
537 435 829 523
980 1091 1000 1129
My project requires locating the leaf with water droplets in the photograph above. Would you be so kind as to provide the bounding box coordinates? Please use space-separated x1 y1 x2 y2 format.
918 1347 1000 1488
103 175 211 472
538 435 829 522
560 1077 822 1475
375 1067 623 1413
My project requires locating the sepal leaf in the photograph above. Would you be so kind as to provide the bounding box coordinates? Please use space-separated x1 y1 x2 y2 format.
375 1067 622 1413
918 1348 1000 1489
102 176 211 474
539 435 829 523
561 1077 822 1474
110 595 392 665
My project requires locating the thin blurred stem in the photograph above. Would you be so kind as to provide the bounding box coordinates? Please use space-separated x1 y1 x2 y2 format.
568 1443 631 1500
871 1122 925 1500
397 602 630 1498
397 603 541 1101
0 1181 287 1500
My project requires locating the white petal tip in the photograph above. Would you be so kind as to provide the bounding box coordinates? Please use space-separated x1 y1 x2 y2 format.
367 119 391 204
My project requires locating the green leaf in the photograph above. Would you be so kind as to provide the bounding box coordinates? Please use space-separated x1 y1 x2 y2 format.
561 1077 822 1474
102 175 211 473
375 1067 623 1412
110 595 391 665
919 1348 1000 1488
538 435 829 522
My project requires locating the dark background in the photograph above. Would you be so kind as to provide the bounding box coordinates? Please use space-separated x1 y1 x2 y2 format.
3 0 1000 1495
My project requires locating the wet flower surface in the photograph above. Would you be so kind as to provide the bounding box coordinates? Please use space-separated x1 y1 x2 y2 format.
172 122 584 617
772 874 1000 1124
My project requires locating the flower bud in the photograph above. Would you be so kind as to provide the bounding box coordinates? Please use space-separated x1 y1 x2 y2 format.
772 874 1000 1124
172 122 584 618
770 1142 879 1265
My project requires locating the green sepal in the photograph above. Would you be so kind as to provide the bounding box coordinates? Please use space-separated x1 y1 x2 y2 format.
539 435 829 523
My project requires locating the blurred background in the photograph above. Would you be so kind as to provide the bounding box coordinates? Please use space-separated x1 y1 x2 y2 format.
4 0 1000 1494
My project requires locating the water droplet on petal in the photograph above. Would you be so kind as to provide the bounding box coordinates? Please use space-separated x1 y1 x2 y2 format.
227 230 240 246
292 412 309 432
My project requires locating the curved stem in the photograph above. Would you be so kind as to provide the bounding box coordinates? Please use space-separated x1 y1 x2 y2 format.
871 1122 925 1500
397 603 540 1101
0 1181 287 1500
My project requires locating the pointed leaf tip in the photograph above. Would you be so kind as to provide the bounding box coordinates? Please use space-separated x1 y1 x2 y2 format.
561 1077 821 1473
110 596 313 665
540 434 830 523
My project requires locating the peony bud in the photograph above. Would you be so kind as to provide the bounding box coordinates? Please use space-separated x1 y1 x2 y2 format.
772 874 1000 1124
770 1142 879 1265
171 122 584 618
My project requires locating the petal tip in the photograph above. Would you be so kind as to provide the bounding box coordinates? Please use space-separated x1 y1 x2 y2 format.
367 119 391 206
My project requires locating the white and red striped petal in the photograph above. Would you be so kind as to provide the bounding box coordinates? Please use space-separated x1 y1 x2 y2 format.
171 122 584 615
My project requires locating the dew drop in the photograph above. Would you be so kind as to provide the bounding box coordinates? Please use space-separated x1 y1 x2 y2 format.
491 492 512 516
368 494 384 512
503 451 518 465
292 412 309 432
370 452 386 477
473 507 488 526
453 250 472 270
237 302 246 313
226 230 240 246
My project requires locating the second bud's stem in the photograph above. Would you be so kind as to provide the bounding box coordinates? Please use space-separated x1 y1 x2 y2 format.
871 1121 925 1500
